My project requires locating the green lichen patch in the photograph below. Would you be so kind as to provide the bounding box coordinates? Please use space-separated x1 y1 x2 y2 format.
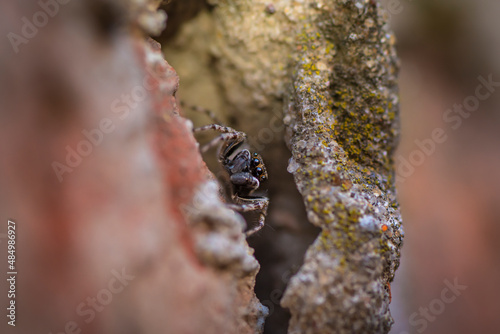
331 85 396 171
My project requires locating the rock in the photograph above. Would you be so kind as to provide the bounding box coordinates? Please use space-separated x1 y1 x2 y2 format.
280 2 404 333
0 1 264 334
168 1 404 333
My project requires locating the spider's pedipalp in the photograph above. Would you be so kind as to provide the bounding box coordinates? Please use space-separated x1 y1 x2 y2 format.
229 172 260 195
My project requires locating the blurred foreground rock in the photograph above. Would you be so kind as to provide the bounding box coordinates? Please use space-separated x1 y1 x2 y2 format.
0 1 264 334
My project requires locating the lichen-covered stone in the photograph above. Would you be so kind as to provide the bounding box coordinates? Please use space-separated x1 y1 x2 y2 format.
163 0 403 333
280 1 404 333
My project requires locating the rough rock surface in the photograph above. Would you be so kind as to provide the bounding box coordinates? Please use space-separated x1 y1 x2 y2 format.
280 2 404 333
167 0 404 333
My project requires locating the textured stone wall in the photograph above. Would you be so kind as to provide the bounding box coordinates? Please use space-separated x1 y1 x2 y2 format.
171 1 404 333
280 2 403 333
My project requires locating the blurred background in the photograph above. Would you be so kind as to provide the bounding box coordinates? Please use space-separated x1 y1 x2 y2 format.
387 0 500 333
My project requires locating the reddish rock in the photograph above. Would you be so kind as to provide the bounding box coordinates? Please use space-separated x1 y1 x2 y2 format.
0 1 264 334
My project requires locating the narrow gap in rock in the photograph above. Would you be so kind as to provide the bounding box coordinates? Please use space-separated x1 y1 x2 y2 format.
159 4 321 333
248 140 321 334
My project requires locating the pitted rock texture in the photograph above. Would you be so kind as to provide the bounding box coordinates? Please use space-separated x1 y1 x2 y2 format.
281 2 403 334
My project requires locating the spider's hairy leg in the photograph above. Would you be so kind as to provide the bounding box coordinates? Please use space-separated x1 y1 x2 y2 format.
181 102 224 125
228 196 269 237
193 123 238 134
194 124 246 156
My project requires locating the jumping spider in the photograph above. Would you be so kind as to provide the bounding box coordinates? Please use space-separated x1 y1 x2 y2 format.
187 104 269 237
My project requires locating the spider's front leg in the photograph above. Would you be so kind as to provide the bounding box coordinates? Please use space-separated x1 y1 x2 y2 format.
228 195 269 237
180 102 224 125
193 124 246 157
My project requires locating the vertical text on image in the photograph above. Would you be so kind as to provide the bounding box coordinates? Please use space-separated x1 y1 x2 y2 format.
6 219 17 327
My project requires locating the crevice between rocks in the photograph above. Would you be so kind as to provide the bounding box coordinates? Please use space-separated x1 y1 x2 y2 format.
158 1 403 333
158 5 321 333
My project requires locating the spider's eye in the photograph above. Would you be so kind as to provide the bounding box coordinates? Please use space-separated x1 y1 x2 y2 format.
251 158 260 167
253 152 258 157
255 167 263 176
261 175 267 181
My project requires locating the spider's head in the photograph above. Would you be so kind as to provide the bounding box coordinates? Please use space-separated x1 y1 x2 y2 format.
250 152 268 183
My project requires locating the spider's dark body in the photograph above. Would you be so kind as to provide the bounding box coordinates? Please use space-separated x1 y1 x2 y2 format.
190 108 269 237
225 149 267 197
